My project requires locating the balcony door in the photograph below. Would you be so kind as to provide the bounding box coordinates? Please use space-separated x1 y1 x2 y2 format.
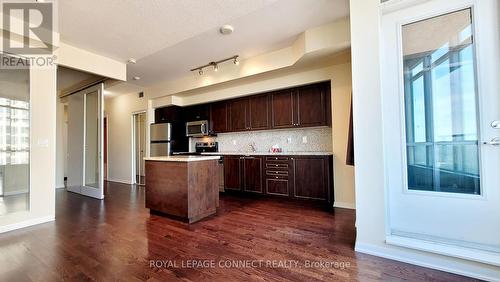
67 84 104 199
381 0 500 265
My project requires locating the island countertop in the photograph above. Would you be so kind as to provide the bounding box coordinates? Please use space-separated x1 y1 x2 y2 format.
144 155 221 162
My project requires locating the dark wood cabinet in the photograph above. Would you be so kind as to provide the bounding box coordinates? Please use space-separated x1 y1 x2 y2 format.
224 156 242 191
293 156 329 201
270 90 295 128
157 81 330 134
296 84 329 127
225 154 333 206
269 82 330 129
184 104 209 121
154 106 183 123
248 95 270 130
228 99 248 131
243 157 263 193
224 156 263 193
265 156 291 197
210 101 228 133
228 95 270 132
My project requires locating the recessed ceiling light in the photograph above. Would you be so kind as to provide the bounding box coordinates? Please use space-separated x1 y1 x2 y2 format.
127 58 137 64
133 76 141 80
219 25 234 35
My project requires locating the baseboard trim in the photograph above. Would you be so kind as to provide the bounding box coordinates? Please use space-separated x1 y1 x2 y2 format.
106 178 133 185
355 242 500 282
334 201 356 209
0 216 55 234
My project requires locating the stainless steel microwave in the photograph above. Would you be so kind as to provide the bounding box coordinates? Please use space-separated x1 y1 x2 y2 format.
186 120 209 137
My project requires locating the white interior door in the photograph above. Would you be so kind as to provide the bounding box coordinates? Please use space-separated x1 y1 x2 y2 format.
381 0 500 265
67 83 104 199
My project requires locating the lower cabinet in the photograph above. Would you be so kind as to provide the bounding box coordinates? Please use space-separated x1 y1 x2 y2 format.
243 157 263 193
224 156 263 193
292 157 329 200
224 155 333 205
224 156 242 191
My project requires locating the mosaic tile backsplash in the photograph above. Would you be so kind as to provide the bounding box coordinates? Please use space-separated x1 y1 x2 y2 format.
191 127 332 153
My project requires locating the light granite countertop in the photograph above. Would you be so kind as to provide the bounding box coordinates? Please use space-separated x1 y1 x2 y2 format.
144 156 221 162
201 152 333 156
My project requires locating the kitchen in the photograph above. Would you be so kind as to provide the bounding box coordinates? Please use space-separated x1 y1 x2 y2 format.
144 81 338 222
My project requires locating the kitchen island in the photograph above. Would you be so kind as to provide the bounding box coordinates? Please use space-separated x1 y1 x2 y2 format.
144 155 220 223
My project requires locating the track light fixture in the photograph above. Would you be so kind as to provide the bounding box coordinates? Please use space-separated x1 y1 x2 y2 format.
191 55 239 75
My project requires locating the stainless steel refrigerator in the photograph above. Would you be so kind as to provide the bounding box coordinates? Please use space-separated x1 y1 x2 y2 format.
150 123 172 156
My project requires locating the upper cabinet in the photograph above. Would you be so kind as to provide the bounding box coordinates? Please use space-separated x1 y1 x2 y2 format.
228 94 270 132
270 90 295 128
271 82 330 129
183 104 209 122
156 81 330 133
228 98 248 131
248 94 270 130
210 101 228 134
295 83 330 127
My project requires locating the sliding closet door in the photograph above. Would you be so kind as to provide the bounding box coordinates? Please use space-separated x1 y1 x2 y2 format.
66 83 104 199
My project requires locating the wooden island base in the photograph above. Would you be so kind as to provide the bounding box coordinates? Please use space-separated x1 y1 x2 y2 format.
145 157 220 223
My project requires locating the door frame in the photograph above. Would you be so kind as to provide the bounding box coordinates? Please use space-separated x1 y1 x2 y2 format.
380 0 500 265
131 110 147 185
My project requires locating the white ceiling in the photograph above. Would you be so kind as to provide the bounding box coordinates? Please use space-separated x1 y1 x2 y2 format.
59 0 349 89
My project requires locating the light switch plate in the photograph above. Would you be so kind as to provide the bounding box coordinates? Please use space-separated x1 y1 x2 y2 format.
287 137 292 143
232 140 237 145
302 136 308 143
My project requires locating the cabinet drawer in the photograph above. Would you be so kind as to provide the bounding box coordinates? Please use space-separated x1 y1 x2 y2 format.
266 179 289 196
266 170 288 176
265 156 289 162
265 163 288 169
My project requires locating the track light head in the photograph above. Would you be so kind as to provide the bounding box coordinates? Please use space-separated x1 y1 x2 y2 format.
213 63 218 72
198 69 203 75
233 57 239 65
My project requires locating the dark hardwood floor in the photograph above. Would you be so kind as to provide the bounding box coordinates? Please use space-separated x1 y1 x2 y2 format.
0 182 476 281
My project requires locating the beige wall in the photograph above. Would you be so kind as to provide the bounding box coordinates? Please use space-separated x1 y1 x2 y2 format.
105 93 149 184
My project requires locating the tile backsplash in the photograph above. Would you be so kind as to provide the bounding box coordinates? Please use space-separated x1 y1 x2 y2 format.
191 127 332 153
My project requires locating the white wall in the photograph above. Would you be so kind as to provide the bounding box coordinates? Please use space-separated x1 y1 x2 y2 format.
105 93 148 184
350 0 500 280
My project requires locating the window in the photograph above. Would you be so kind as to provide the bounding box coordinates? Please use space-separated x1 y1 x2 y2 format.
402 9 480 194
0 57 30 215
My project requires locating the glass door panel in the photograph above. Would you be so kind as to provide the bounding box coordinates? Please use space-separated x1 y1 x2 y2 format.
402 8 480 195
84 90 99 188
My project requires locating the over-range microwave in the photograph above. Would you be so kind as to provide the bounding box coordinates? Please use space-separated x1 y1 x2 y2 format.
186 120 209 137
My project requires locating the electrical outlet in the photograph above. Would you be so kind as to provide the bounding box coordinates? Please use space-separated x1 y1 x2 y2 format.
287 137 292 144
302 136 308 144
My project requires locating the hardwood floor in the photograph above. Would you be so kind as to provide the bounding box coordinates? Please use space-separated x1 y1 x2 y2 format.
0 182 476 281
